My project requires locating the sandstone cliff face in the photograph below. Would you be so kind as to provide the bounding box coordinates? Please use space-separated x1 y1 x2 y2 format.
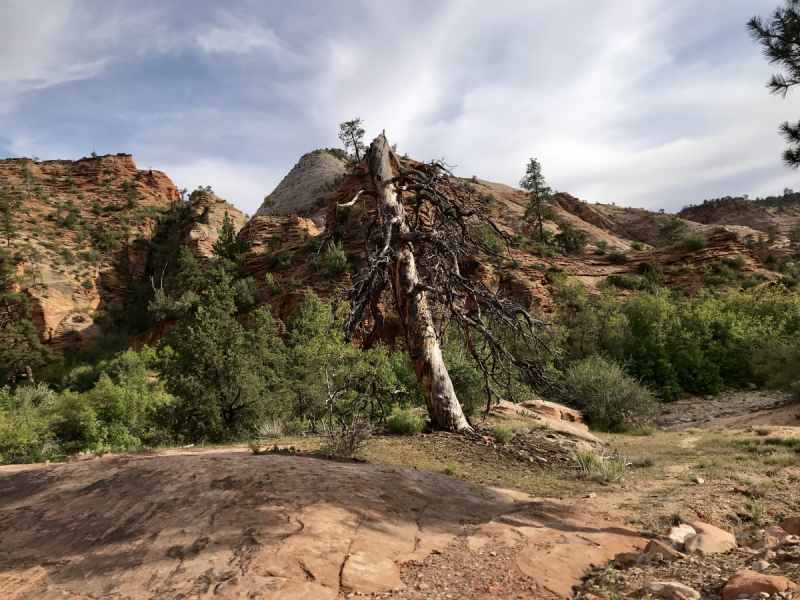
186 193 247 258
0 154 182 353
254 150 348 228
678 198 800 237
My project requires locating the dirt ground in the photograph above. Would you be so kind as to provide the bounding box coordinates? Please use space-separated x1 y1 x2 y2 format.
1 404 799 600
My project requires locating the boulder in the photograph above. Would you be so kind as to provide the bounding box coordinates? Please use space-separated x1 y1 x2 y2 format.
722 570 797 600
640 581 701 600
340 551 406 594
684 522 736 556
663 524 696 547
780 516 800 536
492 400 601 443
642 539 684 562
749 525 789 551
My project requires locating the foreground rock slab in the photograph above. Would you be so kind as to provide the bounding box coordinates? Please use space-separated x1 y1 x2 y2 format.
0 450 644 599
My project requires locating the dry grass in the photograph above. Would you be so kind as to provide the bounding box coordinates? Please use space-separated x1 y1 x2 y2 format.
247 411 800 533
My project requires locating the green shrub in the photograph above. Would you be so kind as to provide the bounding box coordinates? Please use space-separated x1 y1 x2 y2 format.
386 409 425 436
594 240 608 256
325 242 348 277
473 225 505 254
232 276 261 310
630 242 645 251
277 250 295 269
554 223 587 254
561 357 656 430
604 274 642 290
607 252 628 264
492 425 511 445
721 254 748 270
683 234 708 252
631 425 658 436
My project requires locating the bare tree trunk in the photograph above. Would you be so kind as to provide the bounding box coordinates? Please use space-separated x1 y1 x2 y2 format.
367 135 472 432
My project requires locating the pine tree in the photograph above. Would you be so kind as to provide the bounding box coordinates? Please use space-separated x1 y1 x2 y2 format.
749 1 800 167
338 118 366 164
519 158 552 243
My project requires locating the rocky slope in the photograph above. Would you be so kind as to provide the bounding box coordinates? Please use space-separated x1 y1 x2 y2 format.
679 197 800 237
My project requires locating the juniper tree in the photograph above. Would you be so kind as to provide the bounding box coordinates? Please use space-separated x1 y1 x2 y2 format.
159 280 288 441
749 1 800 167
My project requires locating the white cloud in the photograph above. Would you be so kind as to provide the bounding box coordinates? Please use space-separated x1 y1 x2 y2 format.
196 23 282 58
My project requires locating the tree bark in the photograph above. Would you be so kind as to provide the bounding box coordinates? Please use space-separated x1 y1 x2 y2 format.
367 135 472 432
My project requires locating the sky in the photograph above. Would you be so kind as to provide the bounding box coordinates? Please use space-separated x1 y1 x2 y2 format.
0 0 797 215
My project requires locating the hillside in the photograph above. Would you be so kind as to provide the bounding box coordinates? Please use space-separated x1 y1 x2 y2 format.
2 150 798 355
0 154 246 353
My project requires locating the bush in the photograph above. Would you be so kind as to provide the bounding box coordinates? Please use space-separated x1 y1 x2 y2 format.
722 254 748 270
554 223 587 254
630 242 645 251
325 242 348 278
386 409 425 436
604 274 642 290
607 252 628 264
255 418 284 439
473 225 505 254
683 234 708 252
492 425 511 445
561 357 656 431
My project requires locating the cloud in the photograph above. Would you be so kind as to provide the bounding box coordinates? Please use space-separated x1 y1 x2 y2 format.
196 22 283 58
0 0 794 213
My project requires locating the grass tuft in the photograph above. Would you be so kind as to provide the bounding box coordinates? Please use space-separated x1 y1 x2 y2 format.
576 452 628 482
386 410 426 436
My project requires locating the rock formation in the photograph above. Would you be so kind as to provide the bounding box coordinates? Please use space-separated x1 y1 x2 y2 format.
254 149 348 228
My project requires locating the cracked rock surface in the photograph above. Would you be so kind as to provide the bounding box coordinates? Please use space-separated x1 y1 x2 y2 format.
0 449 644 599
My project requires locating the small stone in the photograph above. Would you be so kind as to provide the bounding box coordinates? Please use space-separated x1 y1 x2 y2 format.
694 476 705 484
641 581 701 600
751 560 770 571
586 492 597 499
418 583 429 591
214 581 229 594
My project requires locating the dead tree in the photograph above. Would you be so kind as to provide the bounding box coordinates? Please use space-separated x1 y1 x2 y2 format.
343 134 559 433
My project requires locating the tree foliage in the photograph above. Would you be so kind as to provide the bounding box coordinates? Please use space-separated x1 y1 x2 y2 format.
338 118 367 165
159 280 288 441
749 1 800 167
520 158 553 243
0 250 50 385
